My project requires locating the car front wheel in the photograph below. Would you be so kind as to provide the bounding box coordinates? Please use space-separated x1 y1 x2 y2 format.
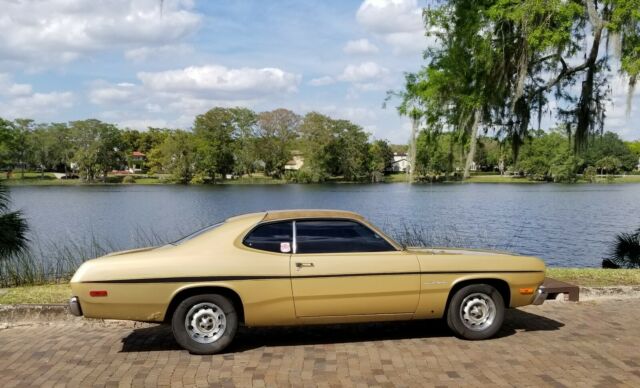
446 284 504 340
171 294 238 354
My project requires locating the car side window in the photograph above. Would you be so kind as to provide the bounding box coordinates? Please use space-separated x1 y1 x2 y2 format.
243 221 293 253
295 220 395 254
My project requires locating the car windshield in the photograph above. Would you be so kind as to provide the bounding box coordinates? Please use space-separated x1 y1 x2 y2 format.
169 222 224 245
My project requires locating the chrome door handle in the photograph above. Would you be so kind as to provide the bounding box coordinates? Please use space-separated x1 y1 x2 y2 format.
295 262 314 268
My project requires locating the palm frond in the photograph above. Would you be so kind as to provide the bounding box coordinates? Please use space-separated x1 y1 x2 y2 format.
0 210 30 258
607 228 640 269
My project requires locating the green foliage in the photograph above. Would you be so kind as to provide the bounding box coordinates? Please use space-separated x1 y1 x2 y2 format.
368 140 394 181
298 112 371 181
626 140 640 158
584 165 598 182
285 167 329 184
549 155 583 183
415 131 462 176
257 109 300 177
395 0 640 167
584 132 637 170
193 108 238 180
0 183 29 260
70 120 124 181
122 175 136 184
148 130 197 184
595 156 622 174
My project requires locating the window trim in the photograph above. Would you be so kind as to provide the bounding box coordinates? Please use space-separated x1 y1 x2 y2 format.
292 218 399 255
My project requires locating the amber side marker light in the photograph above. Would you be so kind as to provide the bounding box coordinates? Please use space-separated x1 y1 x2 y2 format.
519 288 534 295
89 290 108 297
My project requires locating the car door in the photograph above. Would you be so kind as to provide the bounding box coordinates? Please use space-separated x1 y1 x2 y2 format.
290 219 420 317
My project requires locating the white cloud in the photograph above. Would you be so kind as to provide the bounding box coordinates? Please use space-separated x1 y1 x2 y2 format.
356 0 428 55
343 39 379 55
87 64 301 130
0 73 73 119
0 0 201 68
356 0 422 34
124 44 194 63
339 62 389 83
309 76 335 86
89 81 138 105
137 65 301 98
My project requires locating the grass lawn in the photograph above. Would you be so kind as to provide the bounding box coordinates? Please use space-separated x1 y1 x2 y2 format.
0 268 638 305
0 283 71 304
464 175 539 183
546 268 640 287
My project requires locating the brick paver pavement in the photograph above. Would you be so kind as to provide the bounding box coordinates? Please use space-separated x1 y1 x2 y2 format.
1 298 639 387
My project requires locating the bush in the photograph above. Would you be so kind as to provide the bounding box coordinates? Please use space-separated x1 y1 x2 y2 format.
189 172 208 184
549 155 582 183
285 168 328 183
583 166 597 182
605 227 640 269
122 175 136 184
517 156 549 181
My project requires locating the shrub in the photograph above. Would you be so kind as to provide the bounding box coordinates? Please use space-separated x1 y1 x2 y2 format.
122 175 136 184
549 155 582 183
605 227 640 269
583 166 597 182
285 168 328 183
189 172 208 184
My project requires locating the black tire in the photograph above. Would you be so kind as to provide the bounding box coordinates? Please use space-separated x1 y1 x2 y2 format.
171 294 238 354
446 284 504 340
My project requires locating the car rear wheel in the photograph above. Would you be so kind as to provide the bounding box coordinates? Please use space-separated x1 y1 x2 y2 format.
446 284 504 340
171 294 238 354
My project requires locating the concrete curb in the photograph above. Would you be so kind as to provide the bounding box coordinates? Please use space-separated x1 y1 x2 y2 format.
1 286 639 323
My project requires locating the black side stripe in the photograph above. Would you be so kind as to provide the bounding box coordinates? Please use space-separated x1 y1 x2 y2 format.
83 270 544 284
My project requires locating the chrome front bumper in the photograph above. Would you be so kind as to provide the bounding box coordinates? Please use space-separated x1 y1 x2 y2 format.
69 296 83 316
532 286 548 305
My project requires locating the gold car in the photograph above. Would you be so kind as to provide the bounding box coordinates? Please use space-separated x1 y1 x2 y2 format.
69 209 547 354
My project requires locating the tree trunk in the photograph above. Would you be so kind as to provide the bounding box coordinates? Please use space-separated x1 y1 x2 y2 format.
408 115 418 183
463 108 482 179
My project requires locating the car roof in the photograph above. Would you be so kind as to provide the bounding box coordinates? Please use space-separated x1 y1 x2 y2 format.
264 209 365 222
225 209 365 223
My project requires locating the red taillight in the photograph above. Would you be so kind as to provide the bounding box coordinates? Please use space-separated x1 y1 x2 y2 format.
89 290 108 297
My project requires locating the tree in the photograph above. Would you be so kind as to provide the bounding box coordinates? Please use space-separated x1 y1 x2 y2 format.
28 124 57 178
0 118 14 170
70 120 124 182
395 0 640 178
595 156 622 175
193 108 239 182
0 183 29 260
148 130 197 184
331 120 370 181
368 139 394 181
10 118 35 177
257 109 300 177
230 108 259 177
298 112 336 180
585 132 637 171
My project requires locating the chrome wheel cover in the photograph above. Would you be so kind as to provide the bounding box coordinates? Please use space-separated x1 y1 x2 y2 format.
185 302 227 344
459 292 496 331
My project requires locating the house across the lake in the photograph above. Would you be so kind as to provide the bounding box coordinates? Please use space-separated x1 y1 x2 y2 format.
128 151 146 173
285 151 304 171
388 152 409 173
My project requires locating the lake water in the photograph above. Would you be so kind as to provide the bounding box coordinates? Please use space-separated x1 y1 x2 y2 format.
8 183 640 267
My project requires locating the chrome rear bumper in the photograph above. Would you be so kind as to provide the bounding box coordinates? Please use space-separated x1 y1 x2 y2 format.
69 296 83 317
532 286 548 305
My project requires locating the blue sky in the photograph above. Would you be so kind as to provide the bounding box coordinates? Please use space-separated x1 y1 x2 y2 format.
0 0 638 143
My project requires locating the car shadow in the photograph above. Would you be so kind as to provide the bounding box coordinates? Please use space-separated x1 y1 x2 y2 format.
119 308 564 354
